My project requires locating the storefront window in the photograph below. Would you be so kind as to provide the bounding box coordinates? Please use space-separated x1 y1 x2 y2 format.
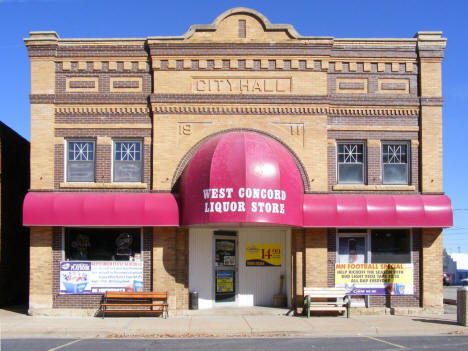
371 229 411 263
65 228 141 261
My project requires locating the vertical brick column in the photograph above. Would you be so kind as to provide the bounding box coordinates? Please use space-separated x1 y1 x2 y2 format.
367 140 381 184
153 227 188 312
416 32 446 193
24 32 58 190
422 228 443 313
291 228 304 314
29 227 53 314
304 228 328 287
175 228 189 310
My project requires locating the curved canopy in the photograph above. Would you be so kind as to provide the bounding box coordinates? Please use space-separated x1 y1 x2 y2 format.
179 131 304 226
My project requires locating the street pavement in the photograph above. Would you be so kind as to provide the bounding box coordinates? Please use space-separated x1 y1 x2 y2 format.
3 336 468 351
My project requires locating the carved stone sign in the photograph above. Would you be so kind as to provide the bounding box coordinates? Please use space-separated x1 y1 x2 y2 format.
192 77 292 94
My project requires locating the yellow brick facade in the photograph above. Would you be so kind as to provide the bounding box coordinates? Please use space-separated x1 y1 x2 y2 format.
23 9 449 315
422 228 444 313
29 227 53 312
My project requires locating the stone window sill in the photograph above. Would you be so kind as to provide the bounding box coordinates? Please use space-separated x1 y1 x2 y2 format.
332 184 416 191
60 182 148 189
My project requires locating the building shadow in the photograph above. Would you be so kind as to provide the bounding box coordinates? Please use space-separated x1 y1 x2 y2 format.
412 318 458 326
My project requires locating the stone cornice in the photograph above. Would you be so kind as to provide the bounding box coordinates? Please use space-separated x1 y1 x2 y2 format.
55 105 150 114
150 94 420 107
152 103 418 117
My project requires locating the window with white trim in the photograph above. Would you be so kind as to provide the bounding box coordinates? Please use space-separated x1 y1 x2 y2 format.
382 142 409 184
113 140 143 182
337 142 365 184
67 140 95 182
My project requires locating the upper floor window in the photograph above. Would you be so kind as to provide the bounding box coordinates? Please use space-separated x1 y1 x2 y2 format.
337 142 365 184
113 140 143 182
382 142 409 184
67 140 95 182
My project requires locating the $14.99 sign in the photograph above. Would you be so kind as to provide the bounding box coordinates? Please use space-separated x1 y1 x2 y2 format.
245 244 281 266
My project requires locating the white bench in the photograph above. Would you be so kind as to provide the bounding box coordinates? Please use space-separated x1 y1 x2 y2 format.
303 287 350 318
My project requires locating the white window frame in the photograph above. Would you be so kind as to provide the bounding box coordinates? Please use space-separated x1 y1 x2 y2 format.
336 141 366 184
65 139 96 182
112 139 143 183
381 141 410 185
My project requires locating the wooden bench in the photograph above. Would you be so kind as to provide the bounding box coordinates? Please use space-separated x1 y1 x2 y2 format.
303 287 350 318
100 291 168 318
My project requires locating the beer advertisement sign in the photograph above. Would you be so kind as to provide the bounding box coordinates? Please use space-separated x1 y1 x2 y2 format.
335 263 414 295
245 244 282 266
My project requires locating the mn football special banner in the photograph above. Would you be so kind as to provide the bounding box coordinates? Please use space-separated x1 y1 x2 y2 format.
335 263 413 295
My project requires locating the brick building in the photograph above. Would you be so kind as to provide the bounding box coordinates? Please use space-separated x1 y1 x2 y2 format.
23 8 452 316
0 122 30 306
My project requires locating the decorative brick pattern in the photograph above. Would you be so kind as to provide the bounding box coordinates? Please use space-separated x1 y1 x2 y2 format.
25 11 447 314
54 132 151 190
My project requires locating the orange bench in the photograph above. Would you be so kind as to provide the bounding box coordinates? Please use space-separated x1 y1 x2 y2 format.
100 291 168 318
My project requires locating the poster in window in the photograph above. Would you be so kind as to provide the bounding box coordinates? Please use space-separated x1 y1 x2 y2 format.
216 270 234 293
59 261 143 294
335 263 414 295
245 244 281 266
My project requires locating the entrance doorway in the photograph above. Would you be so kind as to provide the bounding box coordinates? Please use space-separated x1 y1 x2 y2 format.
188 228 290 309
337 231 368 307
214 231 237 303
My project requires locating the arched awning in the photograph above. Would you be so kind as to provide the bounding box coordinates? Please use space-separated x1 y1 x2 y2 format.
179 131 304 226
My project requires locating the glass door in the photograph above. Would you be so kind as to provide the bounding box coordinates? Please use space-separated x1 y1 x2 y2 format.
214 233 237 303
337 233 368 307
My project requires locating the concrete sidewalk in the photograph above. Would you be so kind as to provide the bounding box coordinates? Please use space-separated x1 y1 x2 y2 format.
1 307 466 339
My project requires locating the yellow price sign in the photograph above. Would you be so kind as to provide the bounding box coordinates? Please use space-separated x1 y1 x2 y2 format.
245 244 281 266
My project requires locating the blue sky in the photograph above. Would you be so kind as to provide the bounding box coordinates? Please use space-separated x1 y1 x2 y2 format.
1 0 467 252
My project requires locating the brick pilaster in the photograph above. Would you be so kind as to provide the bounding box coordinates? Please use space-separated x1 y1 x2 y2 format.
421 228 443 313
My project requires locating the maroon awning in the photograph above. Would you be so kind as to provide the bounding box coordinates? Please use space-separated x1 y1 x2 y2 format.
303 194 453 228
23 192 179 227
179 131 304 226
